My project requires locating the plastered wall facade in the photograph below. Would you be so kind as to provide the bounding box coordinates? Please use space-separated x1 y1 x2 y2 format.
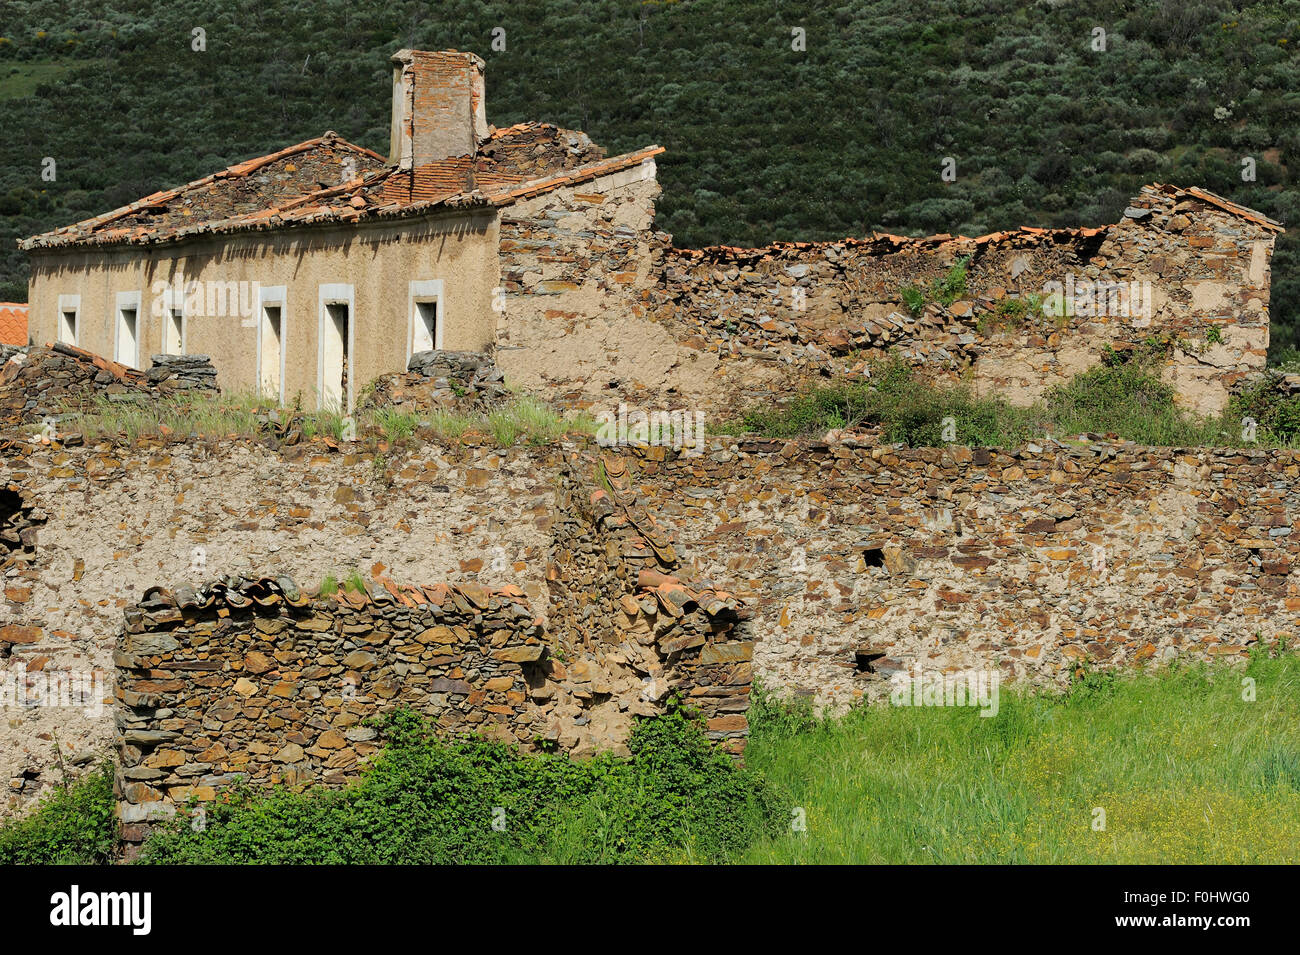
26 208 498 410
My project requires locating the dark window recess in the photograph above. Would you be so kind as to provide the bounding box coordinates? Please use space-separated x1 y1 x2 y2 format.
853 650 886 673
860 546 885 568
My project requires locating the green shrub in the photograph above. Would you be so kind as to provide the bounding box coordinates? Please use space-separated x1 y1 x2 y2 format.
899 285 926 316
1227 372 1300 444
932 254 971 306
0 763 116 864
733 355 1041 445
136 709 780 864
897 256 971 315
1043 359 1225 445
730 353 1248 447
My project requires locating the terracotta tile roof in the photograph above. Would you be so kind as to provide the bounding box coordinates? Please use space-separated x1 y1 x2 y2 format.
22 121 661 251
20 133 395 250
674 225 1107 261
1149 182 1284 232
0 303 27 346
672 182 1282 260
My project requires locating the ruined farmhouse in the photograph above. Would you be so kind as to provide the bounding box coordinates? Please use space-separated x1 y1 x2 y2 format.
20 49 661 411
3 49 1295 844
18 49 1284 416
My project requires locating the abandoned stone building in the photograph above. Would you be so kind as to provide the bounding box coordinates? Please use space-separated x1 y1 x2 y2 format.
20 49 662 411
19 49 1284 417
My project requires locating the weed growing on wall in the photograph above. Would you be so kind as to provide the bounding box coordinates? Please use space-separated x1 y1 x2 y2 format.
729 353 1299 448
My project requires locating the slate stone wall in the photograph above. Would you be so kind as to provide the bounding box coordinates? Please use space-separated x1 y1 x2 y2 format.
651 185 1279 416
114 577 548 848
496 181 1280 418
609 437 1299 710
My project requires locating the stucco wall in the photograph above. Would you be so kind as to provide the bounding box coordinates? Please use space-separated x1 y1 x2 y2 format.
26 209 498 409
492 168 718 412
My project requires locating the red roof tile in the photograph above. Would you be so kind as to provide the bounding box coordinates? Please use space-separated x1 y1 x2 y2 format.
0 303 27 346
21 122 661 251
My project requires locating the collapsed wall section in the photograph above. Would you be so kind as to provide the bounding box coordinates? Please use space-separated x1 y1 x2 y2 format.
545 452 752 753
651 185 1279 416
0 438 559 817
497 181 1279 418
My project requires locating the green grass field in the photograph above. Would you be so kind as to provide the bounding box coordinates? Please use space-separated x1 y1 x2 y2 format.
739 653 1300 864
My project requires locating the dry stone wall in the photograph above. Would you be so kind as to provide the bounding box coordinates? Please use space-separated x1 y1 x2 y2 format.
1 344 219 429
114 575 550 849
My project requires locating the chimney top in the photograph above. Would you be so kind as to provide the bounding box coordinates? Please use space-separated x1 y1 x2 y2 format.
389 49 488 171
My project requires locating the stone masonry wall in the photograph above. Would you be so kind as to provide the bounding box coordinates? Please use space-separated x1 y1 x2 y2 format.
0 437 559 816
612 437 1299 711
648 184 1280 416
1 344 220 429
110 445 752 843
545 451 752 754
2 428 756 823
114 575 550 848
496 181 1280 419
8 425 1300 822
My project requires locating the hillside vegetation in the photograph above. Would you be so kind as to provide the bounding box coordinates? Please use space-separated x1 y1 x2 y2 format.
1 0 1299 352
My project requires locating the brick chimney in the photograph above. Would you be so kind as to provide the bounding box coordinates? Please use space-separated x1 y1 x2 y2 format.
389 49 488 170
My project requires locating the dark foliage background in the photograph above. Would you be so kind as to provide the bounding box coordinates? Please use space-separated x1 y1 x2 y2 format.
1 0 1297 350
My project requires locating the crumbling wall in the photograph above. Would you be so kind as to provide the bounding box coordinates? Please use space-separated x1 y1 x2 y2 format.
500 182 1278 418
615 438 1299 711
0 343 219 429
0 438 558 816
363 349 508 415
647 185 1279 416
114 575 551 849
1 431 756 824
545 451 751 754
493 170 728 413
108 444 753 846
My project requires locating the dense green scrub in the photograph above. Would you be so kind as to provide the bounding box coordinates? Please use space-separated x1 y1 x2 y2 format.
0 1 1299 351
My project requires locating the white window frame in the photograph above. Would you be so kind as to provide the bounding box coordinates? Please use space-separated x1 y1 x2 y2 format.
257 285 287 405
56 294 80 346
317 283 355 412
407 279 444 362
114 290 142 369
160 286 187 356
